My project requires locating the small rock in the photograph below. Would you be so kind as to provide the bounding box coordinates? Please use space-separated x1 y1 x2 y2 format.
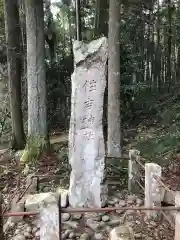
72 213 82 220
62 213 71 222
97 212 105 217
127 209 134 215
109 225 134 240
99 221 106 228
108 200 115 206
149 220 157 227
80 233 90 240
127 195 136 204
3 186 8 193
115 204 125 214
118 200 126 207
108 219 120 227
63 229 72 238
102 215 110 222
43 186 51 192
94 232 104 240
25 226 32 233
32 219 39 226
17 222 24 227
113 198 119 204
14 229 21 235
115 192 122 198
65 221 78 229
12 235 26 240
86 219 100 230
75 232 81 237
32 226 39 234
136 198 143 206
93 215 101 222
23 231 31 238
105 225 112 232
69 232 76 239
135 233 142 238
35 230 40 237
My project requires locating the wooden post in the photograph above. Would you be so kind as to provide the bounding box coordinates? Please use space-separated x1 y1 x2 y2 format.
128 149 140 193
175 192 180 240
145 163 161 218
0 193 4 240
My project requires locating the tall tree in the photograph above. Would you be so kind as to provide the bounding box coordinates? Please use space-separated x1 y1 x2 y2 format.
44 0 57 63
94 0 109 37
107 0 121 157
4 0 25 150
75 0 82 40
25 0 47 139
167 0 172 90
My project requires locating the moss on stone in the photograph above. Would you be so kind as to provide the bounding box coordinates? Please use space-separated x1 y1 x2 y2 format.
20 135 47 164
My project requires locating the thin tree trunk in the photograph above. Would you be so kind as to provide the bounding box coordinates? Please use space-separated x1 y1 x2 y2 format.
25 0 47 138
4 0 25 150
75 0 82 40
107 0 121 157
94 0 109 37
167 0 172 90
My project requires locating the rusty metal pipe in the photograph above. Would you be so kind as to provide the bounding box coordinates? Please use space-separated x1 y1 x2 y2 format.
61 206 180 213
2 206 180 218
3 211 38 217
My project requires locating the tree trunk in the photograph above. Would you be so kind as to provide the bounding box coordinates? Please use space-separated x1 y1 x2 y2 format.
75 0 82 40
4 0 25 150
25 0 47 138
167 0 172 91
107 0 121 157
94 0 109 37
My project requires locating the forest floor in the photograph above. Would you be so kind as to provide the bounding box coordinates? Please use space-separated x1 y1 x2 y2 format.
0 125 179 239
1 94 180 239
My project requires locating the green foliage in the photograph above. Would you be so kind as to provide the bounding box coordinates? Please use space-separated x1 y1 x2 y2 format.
136 133 180 160
46 56 73 130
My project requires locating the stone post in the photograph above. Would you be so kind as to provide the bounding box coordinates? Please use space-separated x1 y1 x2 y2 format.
128 149 140 193
145 163 161 218
0 193 4 240
39 202 59 240
68 37 108 207
175 192 180 240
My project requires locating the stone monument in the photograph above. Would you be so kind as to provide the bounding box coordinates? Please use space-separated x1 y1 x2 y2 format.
68 37 108 207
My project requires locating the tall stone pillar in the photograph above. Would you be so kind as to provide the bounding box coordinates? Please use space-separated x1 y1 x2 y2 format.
68 37 108 207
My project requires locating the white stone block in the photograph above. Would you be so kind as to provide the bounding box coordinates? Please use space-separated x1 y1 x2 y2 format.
145 163 161 218
25 192 57 211
39 202 59 240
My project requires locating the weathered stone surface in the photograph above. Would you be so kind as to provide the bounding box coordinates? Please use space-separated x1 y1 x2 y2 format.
26 175 37 194
25 188 68 211
145 163 161 218
56 187 69 207
80 233 91 240
109 225 135 240
175 192 180 240
12 235 26 240
39 202 59 240
25 192 57 211
68 37 108 207
11 199 25 223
